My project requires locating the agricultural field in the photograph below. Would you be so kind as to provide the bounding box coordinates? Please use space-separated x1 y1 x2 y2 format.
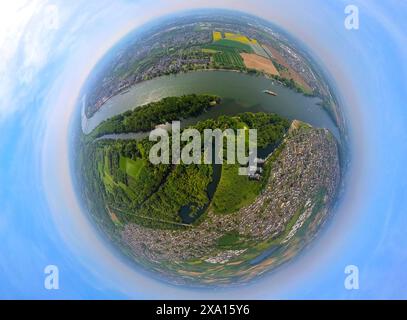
206 39 254 53
213 31 258 45
212 31 222 41
205 33 255 70
250 42 270 59
224 32 254 45
206 29 312 93
213 48 245 69
240 53 280 76
212 30 268 57
265 45 313 93
206 30 311 93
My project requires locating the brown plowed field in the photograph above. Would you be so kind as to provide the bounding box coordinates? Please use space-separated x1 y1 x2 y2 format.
240 53 280 76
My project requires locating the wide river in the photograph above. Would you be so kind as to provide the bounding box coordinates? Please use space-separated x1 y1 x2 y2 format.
82 70 340 139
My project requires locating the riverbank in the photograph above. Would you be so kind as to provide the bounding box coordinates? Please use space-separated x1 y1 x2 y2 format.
81 70 339 139
85 67 315 120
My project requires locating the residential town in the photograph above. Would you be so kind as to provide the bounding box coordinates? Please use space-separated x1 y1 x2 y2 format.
122 121 340 266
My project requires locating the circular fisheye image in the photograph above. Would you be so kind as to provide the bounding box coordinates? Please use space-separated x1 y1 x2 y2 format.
72 9 347 286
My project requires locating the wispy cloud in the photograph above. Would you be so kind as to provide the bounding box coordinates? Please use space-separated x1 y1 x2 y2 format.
0 1 60 121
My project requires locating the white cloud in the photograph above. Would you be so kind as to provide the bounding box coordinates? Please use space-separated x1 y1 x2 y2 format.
0 2 39 118
0 1 61 120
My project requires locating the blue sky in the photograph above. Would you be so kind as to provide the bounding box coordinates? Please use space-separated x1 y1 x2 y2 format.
0 0 407 299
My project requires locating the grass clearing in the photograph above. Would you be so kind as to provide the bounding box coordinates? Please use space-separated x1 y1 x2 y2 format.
212 164 261 214
216 231 252 249
119 156 146 180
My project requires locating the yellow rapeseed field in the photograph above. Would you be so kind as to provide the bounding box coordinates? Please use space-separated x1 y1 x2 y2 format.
213 31 222 41
226 32 258 45
213 30 259 46
225 32 250 44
